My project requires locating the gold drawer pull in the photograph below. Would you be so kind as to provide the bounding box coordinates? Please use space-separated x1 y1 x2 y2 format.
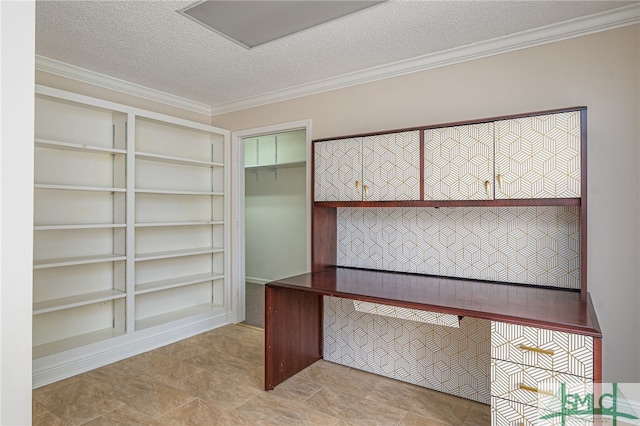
519 383 554 397
355 180 361 191
363 185 369 197
484 180 491 196
496 173 503 189
519 344 555 356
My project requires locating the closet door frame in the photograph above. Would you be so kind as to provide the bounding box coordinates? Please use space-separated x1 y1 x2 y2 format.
231 120 313 324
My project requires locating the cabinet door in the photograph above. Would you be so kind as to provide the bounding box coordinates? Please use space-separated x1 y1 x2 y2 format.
495 111 581 199
314 138 363 201
424 123 494 200
362 131 421 201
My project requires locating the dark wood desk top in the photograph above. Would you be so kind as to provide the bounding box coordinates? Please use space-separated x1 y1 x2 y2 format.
267 267 602 337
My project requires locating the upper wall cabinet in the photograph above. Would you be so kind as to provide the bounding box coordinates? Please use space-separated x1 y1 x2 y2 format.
424 122 494 200
494 111 581 199
314 131 420 202
424 110 582 201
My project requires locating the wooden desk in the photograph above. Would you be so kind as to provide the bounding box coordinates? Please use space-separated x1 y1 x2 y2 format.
264 267 601 391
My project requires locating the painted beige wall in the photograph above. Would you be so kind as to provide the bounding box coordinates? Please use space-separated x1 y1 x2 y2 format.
212 25 640 382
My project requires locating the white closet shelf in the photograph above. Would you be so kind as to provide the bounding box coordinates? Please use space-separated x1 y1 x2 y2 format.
135 303 225 331
34 254 126 269
135 188 224 196
135 246 224 262
33 289 126 315
35 184 126 192
135 151 223 168
245 161 306 171
34 223 126 231
134 221 224 227
135 272 225 295
33 327 125 360
35 138 126 155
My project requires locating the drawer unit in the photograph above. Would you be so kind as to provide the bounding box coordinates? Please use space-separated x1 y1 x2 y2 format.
491 321 593 378
491 396 593 426
491 359 592 409
492 396 546 426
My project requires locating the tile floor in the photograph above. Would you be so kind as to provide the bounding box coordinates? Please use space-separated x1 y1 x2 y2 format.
32 324 490 425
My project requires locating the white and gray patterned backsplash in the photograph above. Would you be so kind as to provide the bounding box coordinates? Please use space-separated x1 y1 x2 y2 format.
324 296 491 403
336 206 580 289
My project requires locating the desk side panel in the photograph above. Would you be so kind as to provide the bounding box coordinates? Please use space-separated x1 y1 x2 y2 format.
312 206 336 271
265 286 322 390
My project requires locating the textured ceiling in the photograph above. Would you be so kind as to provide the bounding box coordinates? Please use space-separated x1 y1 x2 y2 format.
35 1 637 114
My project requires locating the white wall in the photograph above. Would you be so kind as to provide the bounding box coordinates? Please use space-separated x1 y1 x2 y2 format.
212 25 640 382
0 1 35 424
245 165 307 283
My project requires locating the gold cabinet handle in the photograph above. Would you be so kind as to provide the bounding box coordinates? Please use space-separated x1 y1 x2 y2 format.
496 173 503 189
519 383 554 397
355 180 361 191
363 185 369 198
519 344 555 356
484 180 491 197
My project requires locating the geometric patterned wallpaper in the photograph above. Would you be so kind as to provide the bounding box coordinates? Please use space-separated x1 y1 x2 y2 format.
336 206 580 289
324 296 491 403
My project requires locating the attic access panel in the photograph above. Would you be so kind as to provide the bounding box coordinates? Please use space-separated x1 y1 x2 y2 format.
178 0 385 49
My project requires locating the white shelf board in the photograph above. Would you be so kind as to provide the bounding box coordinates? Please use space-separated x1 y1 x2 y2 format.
134 221 224 228
33 289 126 315
135 303 224 331
34 254 126 269
35 138 126 155
35 184 126 192
245 161 305 171
34 223 126 231
135 272 225 295
135 188 223 196
33 327 125 360
135 246 224 262
135 151 223 168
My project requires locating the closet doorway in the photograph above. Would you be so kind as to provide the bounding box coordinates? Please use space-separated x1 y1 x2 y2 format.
232 121 312 328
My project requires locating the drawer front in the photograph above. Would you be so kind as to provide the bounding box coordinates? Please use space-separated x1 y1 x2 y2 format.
491 359 592 409
491 396 593 426
491 321 593 378
492 396 545 426
352 300 460 328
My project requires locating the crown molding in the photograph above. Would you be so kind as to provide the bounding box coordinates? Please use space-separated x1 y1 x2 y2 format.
211 3 640 115
35 56 213 116
35 4 640 117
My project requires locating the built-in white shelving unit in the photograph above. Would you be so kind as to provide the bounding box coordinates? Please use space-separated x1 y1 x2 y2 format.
33 85 231 387
133 115 227 332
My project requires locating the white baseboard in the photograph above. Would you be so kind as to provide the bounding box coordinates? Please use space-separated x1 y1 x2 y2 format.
32 313 231 388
